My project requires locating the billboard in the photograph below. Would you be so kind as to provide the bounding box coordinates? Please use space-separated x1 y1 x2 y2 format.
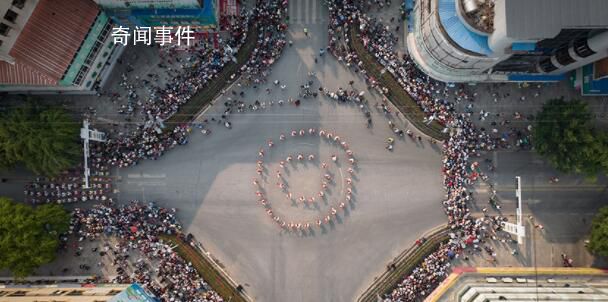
108 283 159 302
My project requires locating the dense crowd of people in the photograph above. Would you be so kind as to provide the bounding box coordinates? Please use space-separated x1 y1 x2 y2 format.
24 1 289 300
71 201 222 302
239 0 288 86
91 0 287 170
24 168 113 204
14 0 536 300
325 1 511 301
24 175 112 204
24 0 288 204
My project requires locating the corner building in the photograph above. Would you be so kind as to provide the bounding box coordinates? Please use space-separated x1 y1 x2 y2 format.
0 0 120 92
407 0 608 82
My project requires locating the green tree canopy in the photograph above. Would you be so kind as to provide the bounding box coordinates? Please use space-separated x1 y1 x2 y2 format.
588 206 608 257
533 98 608 177
0 103 81 176
0 197 70 278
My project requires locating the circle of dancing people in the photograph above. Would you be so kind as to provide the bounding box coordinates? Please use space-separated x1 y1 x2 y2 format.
252 128 357 232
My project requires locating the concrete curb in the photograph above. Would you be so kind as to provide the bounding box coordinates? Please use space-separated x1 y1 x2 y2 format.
188 238 254 302
356 223 450 302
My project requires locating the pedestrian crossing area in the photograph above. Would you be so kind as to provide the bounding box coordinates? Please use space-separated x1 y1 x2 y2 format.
288 0 328 24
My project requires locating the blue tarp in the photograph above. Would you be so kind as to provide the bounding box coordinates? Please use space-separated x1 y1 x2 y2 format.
437 0 493 55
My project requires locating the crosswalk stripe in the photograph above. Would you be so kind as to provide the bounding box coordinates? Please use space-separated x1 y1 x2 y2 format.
302 0 308 23
289 0 324 24
299 0 305 23
289 0 296 22
310 0 317 23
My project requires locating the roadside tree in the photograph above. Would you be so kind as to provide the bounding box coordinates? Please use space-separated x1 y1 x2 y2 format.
533 98 608 178
0 103 80 176
588 206 608 257
0 197 70 278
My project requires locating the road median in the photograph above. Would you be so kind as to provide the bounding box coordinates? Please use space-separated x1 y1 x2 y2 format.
357 224 449 302
165 26 259 127
348 25 448 141
161 234 251 302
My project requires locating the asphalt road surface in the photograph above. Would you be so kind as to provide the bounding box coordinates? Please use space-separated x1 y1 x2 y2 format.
477 150 608 245
115 1 446 301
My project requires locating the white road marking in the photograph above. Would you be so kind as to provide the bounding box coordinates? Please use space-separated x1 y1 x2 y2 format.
127 173 166 179
126 181 167 186
289 0 295 20
298 0 304 22
310 0 316 23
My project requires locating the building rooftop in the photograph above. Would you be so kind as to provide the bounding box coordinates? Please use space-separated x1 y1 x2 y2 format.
438 0 493 56
0 61 58 86
498 0 608 40
427 267 608 302
0 0 99 86
0 283 128 302
458 0 495 34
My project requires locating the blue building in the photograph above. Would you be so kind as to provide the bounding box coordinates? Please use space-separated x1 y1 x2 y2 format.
94 0 217 29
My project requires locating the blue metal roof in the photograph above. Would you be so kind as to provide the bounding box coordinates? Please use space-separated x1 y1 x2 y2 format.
438 0 493 55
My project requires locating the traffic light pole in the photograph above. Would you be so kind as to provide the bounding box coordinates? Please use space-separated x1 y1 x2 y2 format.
81 120 91 189
80 120 106 190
